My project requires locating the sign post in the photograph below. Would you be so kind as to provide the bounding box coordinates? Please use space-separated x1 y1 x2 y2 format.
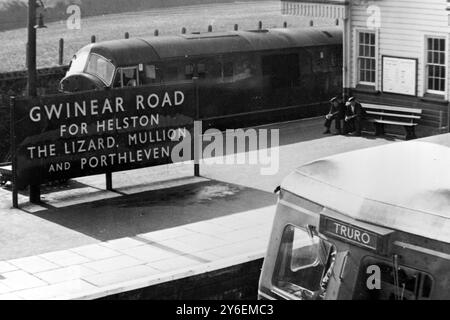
10 97 18 209
193 77 200 177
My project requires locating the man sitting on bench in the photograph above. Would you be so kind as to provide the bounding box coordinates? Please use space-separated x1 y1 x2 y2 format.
344 97 363 136
324 96 344 135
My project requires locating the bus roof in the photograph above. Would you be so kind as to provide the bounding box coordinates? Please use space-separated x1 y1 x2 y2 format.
281 134 450 243
88 27 342 66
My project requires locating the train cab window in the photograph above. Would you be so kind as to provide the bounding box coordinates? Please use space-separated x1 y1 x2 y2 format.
85 54 115 86
272 225 336 300
113 67 139 88
354 256 434 300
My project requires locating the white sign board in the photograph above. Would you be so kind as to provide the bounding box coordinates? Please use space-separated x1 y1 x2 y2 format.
382 57 417 96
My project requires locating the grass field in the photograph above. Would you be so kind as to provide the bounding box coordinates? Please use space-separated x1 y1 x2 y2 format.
0 1 336 72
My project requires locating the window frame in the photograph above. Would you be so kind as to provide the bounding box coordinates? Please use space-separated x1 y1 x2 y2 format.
355 255 435 300
424 35 448 96
271 224 336 299
356 30 377 86
113 66 140 88
84 53 116 86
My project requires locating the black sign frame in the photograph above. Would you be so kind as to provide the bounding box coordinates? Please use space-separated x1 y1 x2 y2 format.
10 82 201 208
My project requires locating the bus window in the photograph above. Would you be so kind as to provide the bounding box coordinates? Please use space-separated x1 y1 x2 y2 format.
272 224 336 300
354 256 434 300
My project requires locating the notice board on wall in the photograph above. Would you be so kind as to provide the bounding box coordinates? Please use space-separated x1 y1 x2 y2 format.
382 56 417 96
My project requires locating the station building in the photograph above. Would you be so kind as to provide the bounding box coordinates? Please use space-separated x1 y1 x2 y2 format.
282 0 450 134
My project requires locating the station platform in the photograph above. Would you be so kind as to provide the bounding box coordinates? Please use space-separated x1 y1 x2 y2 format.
0 118 399 299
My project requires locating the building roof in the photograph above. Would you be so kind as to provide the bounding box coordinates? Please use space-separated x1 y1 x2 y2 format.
281 134 450 243
88 27 342 66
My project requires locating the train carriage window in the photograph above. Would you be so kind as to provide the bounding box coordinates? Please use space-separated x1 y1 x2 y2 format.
144 65 157 82
354 256 434 300
262 54 299 89
185 64 194 79
197 63 206 76
272 225 336 300
163 62 186 83
193 59 222 81
223 61 234 80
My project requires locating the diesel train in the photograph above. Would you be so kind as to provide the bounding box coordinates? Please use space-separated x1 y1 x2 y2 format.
59 27 343 128
259 133 450 300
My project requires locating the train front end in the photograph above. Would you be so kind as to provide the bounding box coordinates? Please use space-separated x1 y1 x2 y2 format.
258 135 450 300
59 44 115 93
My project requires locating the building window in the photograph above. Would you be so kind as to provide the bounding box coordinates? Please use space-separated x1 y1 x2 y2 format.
426 37 447 94
357 32 376 85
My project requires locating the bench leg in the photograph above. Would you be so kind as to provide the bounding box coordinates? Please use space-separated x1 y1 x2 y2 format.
404 126 417 140
374 123 385 136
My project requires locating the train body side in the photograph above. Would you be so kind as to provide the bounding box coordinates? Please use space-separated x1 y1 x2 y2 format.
60 28 343 128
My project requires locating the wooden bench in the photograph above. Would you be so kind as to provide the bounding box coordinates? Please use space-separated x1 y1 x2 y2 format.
362 104 422 140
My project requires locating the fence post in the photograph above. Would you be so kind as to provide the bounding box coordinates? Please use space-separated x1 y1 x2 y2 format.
208 25 212 32
58 38 64 65
283 21 287 28
154 29 159 36
234 24 238 31
91 35 96 43
258 21 262 30
181 27 186 34
310 20 314 27
124 32 129 39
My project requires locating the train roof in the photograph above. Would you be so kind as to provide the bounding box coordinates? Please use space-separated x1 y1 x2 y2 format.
88 27 342 66
281 133 450 243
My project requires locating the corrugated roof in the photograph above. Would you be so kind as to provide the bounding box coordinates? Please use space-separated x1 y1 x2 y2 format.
281 133 450 243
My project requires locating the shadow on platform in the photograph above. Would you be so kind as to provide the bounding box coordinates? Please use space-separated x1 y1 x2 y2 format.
28 177 276 243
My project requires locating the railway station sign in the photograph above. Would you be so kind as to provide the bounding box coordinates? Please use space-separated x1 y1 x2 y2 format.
11 84 197 190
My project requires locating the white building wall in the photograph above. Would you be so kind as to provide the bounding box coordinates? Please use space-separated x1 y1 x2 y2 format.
349 0 450 99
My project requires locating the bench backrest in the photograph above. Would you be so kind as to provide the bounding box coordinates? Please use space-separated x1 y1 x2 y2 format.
363 103 422 115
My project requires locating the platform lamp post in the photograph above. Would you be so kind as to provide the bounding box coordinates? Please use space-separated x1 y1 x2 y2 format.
26 0 47 203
